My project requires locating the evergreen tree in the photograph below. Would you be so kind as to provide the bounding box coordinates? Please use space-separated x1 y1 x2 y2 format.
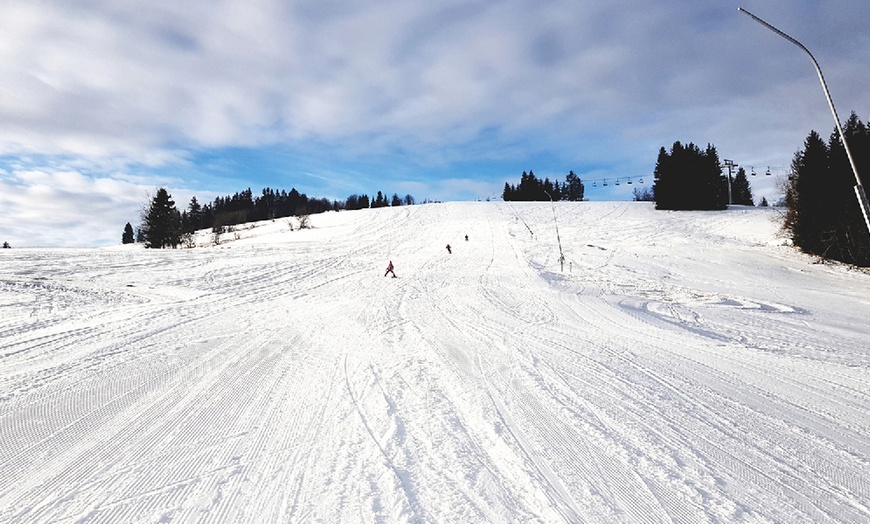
518 171 530 200
183 197 204 233
345 194 362 210
502 170 561 201
391 193 402 207
141 188 182 249
201 204 214 231
502 182 513 201
372 191 388 208
789 131 830 256
2 241 10 249
122 222 135 244
702 143 727 210
653 141 727 210
759 197 769 207
564 170 585 201
731 167 754 205
784 113 870 265
542 178 556 200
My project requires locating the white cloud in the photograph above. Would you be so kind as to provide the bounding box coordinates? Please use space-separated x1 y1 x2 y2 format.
0 166 217 247
0 0 867 245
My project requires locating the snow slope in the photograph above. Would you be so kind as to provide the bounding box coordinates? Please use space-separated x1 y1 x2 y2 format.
1 201 868 523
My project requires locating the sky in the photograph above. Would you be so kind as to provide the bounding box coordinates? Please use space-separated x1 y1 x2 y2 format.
1 0 868 247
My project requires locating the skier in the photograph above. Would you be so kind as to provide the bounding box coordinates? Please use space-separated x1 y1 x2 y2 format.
446 244 452 254
384 260 396 278
464 235 468 241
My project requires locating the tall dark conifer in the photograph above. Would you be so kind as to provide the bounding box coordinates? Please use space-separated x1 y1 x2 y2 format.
653 141 726 210
122 222 135 244
183 197 203 233
564 170 585 201
731 167 754 205
142 188 182 249
791 131 830 255
785 114 870 266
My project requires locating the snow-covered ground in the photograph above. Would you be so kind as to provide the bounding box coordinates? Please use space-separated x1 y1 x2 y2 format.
1 201 868 523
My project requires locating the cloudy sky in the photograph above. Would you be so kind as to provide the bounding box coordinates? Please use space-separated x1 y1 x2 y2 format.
1 0 868 247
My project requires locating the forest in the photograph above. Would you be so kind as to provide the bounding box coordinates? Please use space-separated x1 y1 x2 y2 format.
132 187 415 248
782 112 870 266
502 170 585 201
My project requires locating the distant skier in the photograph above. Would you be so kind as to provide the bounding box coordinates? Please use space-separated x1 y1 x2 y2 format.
385 260 396 278
446 244 452 254
464 235 468 241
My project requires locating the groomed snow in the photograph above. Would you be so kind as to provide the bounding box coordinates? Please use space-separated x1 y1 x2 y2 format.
1 201 868 523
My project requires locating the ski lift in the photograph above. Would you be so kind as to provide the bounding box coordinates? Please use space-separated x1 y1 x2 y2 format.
592 181 597 187
603 179 608 186
765 167 771 176
615 179 620 186
751 167 756 176
638 177 644 184
627 178 633 185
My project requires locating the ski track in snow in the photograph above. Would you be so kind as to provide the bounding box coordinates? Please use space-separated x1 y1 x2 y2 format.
1 202 869 523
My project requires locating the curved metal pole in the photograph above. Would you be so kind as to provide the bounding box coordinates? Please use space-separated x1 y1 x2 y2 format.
738 7 870 235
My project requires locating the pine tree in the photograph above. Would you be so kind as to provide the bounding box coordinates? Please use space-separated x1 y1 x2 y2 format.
502 182 513 201
823 114 870 263
790 131 830 255
122 222 135 244
141 188 182 249
784 115 870 265
372 191 387 208
183 197 203 233
653 141 726 210
564 170 585 201
542 178 555 200
731 167 754 205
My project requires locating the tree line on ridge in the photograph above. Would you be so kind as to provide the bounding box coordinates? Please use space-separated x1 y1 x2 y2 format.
131 187 416 249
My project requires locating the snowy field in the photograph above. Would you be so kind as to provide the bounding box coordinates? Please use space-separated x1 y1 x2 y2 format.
1 201 869 523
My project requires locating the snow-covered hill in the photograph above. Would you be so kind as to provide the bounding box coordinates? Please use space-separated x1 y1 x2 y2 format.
1 202 868 523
